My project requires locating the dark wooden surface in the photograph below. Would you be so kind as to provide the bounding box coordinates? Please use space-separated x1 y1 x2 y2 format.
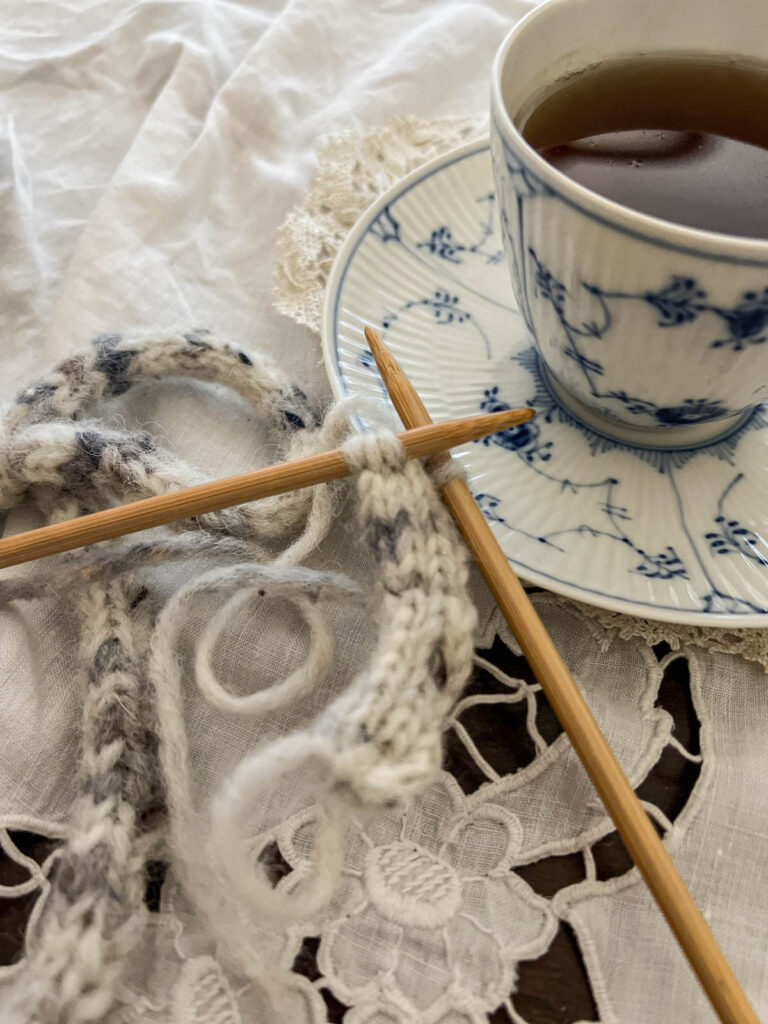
0 640 699 1023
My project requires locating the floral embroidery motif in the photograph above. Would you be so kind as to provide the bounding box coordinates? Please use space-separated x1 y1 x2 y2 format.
308 779 555 1022
364 841 461 928
0 607 731 1024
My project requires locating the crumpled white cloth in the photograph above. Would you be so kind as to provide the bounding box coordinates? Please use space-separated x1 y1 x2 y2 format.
0 0 535 827
0 0 534 401
2 3 768 1024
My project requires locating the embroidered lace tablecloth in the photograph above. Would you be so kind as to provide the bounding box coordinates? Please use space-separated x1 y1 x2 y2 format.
1 3 767 1023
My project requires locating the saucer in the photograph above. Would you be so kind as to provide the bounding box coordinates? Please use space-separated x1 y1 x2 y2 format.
321 140 768 627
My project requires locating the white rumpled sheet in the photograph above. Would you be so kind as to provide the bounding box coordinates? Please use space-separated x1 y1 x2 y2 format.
0 0 533 817
2 3 768 1024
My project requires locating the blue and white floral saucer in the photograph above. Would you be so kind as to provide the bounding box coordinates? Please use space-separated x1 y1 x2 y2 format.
322 140 768 627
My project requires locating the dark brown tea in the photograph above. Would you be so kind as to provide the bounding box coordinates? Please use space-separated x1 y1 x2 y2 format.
522 56 768 238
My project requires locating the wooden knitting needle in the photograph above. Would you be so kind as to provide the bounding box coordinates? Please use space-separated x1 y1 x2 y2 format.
364 326 756 1024
0 408 533 570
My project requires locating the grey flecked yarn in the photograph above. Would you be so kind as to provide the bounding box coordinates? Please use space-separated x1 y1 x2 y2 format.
18 577 158 1024
0 331 477 1021
2 330 323 547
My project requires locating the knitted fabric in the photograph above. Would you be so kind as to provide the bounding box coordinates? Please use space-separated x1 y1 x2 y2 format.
0 332 476 1022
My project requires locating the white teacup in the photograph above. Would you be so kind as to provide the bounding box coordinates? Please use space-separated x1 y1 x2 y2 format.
491 0 768 446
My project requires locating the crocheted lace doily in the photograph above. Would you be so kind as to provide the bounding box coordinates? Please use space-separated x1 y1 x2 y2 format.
273 115 768 672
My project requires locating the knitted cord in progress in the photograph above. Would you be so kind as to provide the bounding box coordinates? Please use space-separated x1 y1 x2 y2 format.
0 332 477 1022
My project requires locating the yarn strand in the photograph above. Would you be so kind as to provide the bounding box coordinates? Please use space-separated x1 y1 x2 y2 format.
0 331 477 1018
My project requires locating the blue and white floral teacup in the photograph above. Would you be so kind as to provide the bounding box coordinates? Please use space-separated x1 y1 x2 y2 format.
491 0 768 446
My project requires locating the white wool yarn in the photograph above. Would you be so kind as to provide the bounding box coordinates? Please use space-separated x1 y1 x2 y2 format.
0 331 477 1021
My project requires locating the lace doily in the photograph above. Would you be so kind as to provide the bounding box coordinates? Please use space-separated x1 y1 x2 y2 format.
273 115 768 674
4 601 767 1023
273 117 486 335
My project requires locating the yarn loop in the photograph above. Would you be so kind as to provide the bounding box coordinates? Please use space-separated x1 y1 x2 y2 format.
0 332 477 1021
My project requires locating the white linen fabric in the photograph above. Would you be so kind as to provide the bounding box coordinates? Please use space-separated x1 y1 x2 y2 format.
0 0 534 828
1 3 767 1024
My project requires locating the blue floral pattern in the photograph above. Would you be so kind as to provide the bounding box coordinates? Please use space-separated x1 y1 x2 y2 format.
473 375 690 582
495 138 768 434
705 473 768 565
528 249 739 426
336 141 768 619
391 290 471 328
369 205 401 244
479 387 552 462
417 194 504 266
591 277 768 352
358 289 491 374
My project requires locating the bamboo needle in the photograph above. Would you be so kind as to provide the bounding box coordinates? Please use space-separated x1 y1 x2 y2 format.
363 325 757 1024
0 407 533 570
